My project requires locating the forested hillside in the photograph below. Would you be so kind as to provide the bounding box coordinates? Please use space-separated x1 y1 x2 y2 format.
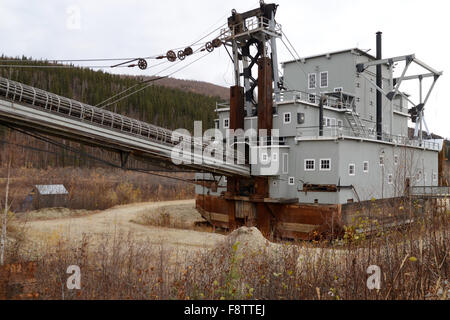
0 56 221 131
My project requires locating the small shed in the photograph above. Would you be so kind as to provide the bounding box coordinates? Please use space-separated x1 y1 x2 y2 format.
28 185 69 210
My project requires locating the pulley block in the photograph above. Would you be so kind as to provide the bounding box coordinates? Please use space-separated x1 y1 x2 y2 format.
137 58 147 70
166 50 177 62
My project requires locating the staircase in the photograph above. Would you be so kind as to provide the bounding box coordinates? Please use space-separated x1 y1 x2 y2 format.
344 109 366 137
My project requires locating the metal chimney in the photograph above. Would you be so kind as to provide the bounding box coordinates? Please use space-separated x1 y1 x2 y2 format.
376 31 382 140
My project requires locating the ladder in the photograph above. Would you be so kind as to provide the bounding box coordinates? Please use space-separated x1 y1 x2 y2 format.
344 109 366 137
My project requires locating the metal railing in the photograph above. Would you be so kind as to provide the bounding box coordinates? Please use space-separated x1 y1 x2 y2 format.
0 77 247 165
295 125 441 151
410 186 450 197
276 90 354 111
221 16 282 40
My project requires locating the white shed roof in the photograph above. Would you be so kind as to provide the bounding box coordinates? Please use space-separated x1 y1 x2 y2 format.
34 185 68 195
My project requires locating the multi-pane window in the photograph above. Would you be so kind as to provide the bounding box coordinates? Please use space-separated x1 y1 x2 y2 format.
309 94 316 103
261 153 269 163
349 164 356 176
288 177 295 185
283 112 291 124
388 174 393 185
223 118 229 129
320 71 328 88
320 159 331 171
305 159 315 171
272 152 278 162
363 161 369 173
394 155 399 165
379 155 384 166
308 73 317 89
334 87 343 92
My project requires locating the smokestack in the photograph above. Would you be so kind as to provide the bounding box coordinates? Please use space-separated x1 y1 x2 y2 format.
376 31 382 140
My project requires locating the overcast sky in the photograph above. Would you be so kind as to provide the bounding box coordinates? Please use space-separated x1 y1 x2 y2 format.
1 0 449 138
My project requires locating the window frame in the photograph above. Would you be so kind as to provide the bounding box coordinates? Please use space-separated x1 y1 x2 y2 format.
283 112 292 124
304 159 315 172
288 177 295 186
363 161 369 173
388 174 393 185
320 71 328 88
320 159 331 171
223 118 230 129
334 87 343 93
308 73 317 90
348 163 356 176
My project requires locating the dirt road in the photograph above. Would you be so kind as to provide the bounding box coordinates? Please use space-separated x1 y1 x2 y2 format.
22 200 226 252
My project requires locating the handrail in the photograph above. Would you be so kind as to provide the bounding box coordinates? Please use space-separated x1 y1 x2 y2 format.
0 76 247 165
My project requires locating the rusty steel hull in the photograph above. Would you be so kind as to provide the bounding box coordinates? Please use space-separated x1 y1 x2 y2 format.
195 194 342 240
195 194 435 240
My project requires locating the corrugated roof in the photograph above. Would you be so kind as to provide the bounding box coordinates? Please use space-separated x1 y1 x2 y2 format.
34 184 68 195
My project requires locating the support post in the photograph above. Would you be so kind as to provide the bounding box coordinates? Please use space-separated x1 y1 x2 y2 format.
376 31 383 141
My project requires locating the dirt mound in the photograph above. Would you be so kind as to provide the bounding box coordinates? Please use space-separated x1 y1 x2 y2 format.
225 227 273 255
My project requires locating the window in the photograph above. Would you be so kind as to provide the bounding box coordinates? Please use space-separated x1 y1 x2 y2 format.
370 101 373 106
388 174 393 185
320 71 328 88
261 153 269 163
320 159 331 171
297 112 305 124
348 164 356 176
314 199 319 204
272 152 278 162
363 161 369 173
288 177 295 185
214 119 219 129
282 153 289 174
356 97 361 102
325 117 332 127
356 82 360 88
305 159 315 171
379 155 384 166
308 73 317 89
309 94 316 103
223 118 229 129
283 112 291 124
394 155 399 166
337 120 343 128
334 87 343 93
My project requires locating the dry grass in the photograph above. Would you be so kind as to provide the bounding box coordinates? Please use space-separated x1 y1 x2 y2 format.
131 205 225 234
0 166 195 212
2 200 448 300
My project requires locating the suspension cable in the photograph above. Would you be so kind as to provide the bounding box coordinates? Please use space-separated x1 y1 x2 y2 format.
98 51 212 110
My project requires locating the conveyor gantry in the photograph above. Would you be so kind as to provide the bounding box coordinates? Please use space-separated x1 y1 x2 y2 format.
0 76 250 177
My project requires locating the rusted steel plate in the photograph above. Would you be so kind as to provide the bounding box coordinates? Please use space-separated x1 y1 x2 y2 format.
277 222 320 234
